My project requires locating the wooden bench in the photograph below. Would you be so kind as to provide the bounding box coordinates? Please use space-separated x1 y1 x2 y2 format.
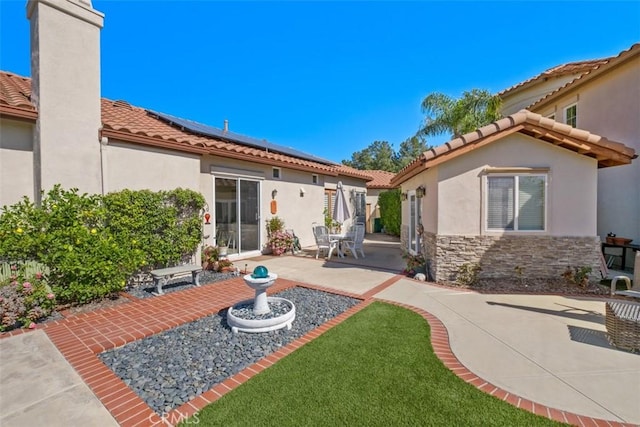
150 264 202 295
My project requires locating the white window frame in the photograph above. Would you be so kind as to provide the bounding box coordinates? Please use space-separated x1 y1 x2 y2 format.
483 173 547 233
564 103 577 128
272 167 281 180
407 190 422 255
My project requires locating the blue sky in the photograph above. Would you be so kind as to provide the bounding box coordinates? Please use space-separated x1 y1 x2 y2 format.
1 1 638 164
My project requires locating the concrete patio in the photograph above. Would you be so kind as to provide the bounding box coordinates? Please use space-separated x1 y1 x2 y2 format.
0 234 638 426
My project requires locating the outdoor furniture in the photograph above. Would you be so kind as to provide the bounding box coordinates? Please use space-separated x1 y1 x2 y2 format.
610 252 640 299
150 264 202 295
605 301 640 352
312 225 339 260
342 223 365 259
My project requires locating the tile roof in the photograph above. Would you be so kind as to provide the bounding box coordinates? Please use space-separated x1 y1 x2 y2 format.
0 71 37 120
527 43 640 111
0 71 371 181
365 170 397 188
391 109 637 187
498 58 610 98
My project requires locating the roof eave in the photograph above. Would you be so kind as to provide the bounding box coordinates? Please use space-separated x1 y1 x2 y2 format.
0 104 38 121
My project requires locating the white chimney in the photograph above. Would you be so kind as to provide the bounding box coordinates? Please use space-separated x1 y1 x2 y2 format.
28 0 105 201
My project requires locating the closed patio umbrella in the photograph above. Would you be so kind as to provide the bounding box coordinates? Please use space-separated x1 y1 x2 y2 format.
332 181 351 225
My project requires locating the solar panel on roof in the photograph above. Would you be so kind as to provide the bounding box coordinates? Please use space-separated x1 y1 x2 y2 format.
148 110 337 166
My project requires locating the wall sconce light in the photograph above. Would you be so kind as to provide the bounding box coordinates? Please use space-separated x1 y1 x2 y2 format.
204 212 211 224
401 192 408 201
300 187 306 197
271 189 278 200
416 186 426 199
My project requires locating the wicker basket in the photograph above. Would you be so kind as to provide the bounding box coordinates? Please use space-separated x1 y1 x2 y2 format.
605 301 640 352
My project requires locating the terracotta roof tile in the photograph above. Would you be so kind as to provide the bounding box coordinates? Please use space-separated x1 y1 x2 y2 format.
365 170 396 188
528 43 640 110
498 58 610 97
0 72 36 119
391 109 637 186
0 71 369 181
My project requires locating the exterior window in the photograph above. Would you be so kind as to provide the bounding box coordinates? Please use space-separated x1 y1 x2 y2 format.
272 167 281 179
486 175 546 231
407 191 421 254
312 174 318 184
564 104 577 128
324 189 336 215
354 191 366 223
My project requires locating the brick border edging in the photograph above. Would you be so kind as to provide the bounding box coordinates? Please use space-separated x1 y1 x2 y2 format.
374 297 636 427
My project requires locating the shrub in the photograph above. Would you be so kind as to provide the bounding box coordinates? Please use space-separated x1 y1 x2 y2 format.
0 264 56 331
456 263 482 286
266 217 285 236
0 185 206 305
562 266 592 288
378 189 401 236
403 252 426 275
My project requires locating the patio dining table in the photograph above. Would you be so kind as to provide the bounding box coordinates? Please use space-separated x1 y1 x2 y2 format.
329 233 351 258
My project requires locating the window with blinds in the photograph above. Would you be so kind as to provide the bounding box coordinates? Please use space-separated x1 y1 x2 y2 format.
487 175 545 231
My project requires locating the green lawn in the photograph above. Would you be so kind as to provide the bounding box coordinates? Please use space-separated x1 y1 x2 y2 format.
185 302 565 426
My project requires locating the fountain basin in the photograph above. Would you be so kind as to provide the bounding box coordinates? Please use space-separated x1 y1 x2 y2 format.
227 297 296 334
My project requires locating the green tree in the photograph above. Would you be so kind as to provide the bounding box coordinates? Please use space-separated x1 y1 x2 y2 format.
342 140 396 172
394 135 429 170
417 89 502 139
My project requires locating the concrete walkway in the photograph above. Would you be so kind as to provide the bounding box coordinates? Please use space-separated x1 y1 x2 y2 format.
376 279 640 424
1 233 638 426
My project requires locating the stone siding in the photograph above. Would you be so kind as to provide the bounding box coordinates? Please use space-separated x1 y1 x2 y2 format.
430 235 602 283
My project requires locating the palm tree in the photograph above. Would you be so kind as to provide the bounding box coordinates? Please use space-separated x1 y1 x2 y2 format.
417 89 502 139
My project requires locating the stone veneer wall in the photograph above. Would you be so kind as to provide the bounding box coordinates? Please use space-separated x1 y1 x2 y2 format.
430 235 602 283
400 225 409 254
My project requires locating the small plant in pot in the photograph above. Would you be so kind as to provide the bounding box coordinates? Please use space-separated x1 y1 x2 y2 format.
201 245 219 271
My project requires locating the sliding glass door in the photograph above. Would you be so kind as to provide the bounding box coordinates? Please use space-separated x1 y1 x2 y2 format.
214 177 261 255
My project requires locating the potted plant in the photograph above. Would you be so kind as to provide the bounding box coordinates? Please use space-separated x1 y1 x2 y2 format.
201 245 219 271
217 239 228 257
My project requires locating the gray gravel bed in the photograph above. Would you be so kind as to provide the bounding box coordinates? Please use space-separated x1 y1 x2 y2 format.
125 270 239 299
98 287 360 414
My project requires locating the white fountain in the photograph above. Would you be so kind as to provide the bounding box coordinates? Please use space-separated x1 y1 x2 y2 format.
227 266 296 334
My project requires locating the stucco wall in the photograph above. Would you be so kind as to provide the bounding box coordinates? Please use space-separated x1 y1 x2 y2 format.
29 0 104 199
529 57 640 251
501 74 584 115
436 134 598 236
104 141 201 194
0 119 35 207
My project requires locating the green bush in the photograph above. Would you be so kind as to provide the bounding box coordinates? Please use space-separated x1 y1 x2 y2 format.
103 188 205 269
0 186 205 305
378 189 401 236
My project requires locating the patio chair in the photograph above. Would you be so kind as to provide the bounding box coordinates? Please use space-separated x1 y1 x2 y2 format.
286 229 302 254
342 223 365 259
312 225 339 259
610 251 640 299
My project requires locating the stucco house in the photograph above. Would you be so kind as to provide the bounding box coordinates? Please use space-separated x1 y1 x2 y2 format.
0 0 371 259
364 170 396 233
391 110 635 282
500 43 640 268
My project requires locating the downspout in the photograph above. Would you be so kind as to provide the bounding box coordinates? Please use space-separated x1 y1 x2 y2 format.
99 128 109 195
